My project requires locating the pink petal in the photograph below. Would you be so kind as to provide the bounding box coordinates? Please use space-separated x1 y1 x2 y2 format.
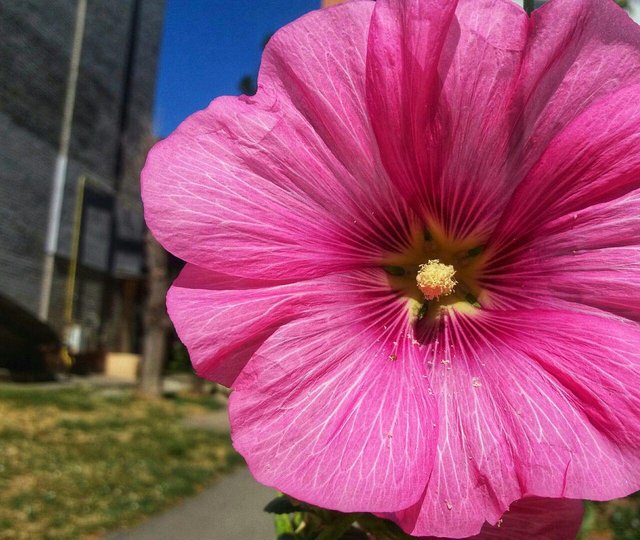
366 0 528 239
167 264 313 386
536 188 640 254
513 0 640 176
390 310 640 537
229 270 437 513
413 497 584 540
483 84 640 319
143 1 416 280
490 84 640 252
545 247 640 322
487 194 640 317
365 0 457 214
464 497 584 540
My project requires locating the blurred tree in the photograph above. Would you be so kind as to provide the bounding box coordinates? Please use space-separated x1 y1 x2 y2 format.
140 229 170 397
131 128 170 398
239 74 257 96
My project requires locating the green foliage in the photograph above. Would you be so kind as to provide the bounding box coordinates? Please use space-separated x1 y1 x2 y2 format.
265 495 300 515
579 494 640 540
265 495 414 540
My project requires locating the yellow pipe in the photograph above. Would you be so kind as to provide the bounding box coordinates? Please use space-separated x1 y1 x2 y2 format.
64 175 86 323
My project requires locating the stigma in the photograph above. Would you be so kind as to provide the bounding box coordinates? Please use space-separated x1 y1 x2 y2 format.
416 259 457 301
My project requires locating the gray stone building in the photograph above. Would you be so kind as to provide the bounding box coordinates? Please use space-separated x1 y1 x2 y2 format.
0 0 164 354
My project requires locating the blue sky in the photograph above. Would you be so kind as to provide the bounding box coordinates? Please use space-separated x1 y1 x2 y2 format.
153 0 319 136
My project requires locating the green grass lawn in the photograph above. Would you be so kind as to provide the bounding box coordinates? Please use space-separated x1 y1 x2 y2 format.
0 384 241 539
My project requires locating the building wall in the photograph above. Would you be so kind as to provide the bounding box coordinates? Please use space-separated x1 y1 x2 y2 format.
0 0 164 347
0 113 55 315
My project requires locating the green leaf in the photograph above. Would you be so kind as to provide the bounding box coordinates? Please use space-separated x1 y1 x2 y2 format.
265 496 299 515
273 513 295 536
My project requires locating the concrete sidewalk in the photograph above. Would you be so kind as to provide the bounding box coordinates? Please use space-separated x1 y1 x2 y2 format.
107 467 276 540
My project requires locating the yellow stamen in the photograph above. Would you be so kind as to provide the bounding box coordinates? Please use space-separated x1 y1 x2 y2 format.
416 259 457 301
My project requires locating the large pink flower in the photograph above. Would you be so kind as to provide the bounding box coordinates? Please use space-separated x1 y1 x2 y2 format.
142 0 640 537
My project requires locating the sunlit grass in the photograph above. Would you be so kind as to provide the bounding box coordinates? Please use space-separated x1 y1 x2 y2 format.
0 385 240 539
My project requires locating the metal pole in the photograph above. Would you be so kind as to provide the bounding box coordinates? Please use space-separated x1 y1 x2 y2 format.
39 0 87 320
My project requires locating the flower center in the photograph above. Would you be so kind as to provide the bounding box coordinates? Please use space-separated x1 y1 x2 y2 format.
381 225 486 322
416 259 457 300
